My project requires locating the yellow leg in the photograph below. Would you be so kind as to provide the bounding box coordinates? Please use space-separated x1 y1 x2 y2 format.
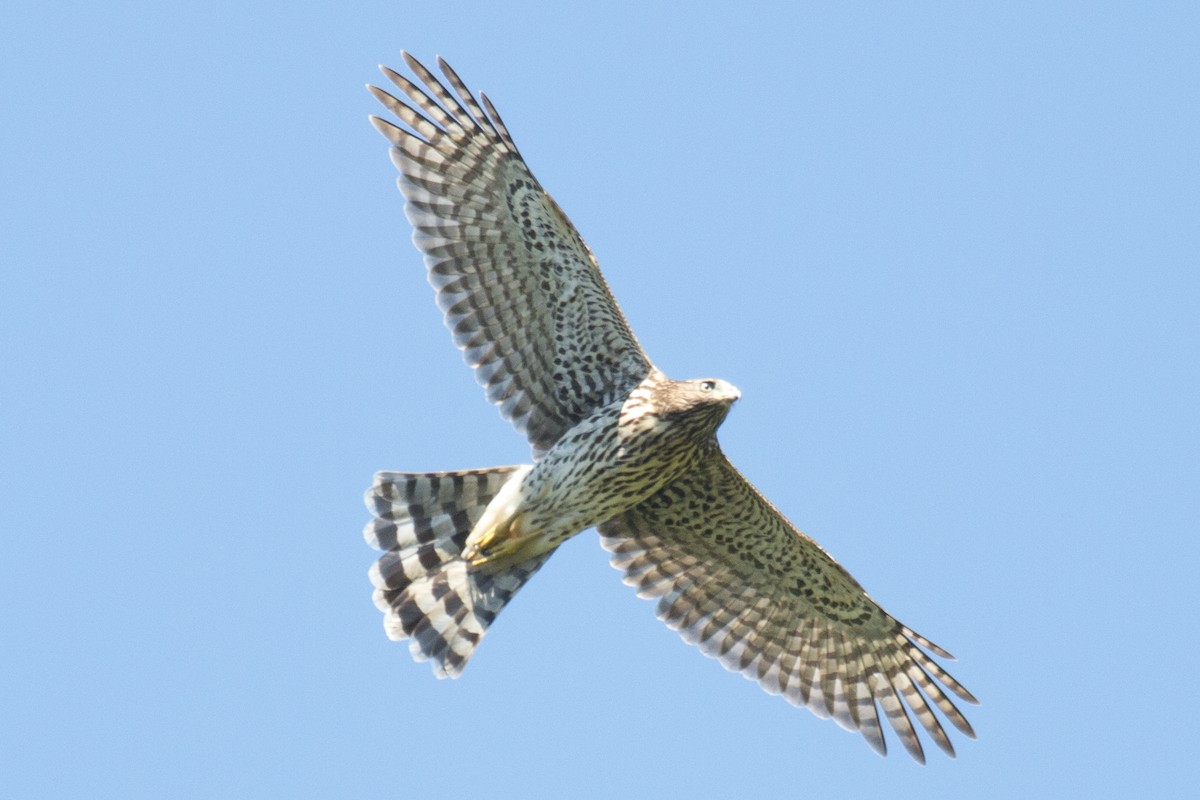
463 512 537 572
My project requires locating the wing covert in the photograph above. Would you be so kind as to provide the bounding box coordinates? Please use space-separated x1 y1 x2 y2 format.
599 451 978 762
369 53 653 457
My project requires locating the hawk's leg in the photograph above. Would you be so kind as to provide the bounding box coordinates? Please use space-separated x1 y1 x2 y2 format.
463 511 532 571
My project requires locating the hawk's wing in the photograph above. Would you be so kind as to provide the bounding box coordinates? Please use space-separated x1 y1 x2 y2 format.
598 451 978 763
369 54 653 458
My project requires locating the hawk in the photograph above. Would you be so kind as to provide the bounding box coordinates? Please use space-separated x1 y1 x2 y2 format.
363 53 977 762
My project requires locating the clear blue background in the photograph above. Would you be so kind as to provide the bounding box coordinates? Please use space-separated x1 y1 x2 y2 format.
3 2 1197 797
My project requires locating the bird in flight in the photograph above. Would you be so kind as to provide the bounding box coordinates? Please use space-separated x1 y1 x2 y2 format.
363 53 977 762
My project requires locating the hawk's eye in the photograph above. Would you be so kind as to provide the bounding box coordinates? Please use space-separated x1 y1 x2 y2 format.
701 380 716 392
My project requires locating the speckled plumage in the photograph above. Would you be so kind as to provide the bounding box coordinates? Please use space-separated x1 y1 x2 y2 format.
363 53 977 762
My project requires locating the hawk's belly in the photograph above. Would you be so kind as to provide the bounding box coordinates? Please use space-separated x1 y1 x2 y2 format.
464 392 708 569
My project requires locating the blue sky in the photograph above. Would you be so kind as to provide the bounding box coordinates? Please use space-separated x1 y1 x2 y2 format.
3 1 1197 797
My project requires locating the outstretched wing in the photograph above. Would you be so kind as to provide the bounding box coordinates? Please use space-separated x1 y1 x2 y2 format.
599 452 978 763
369 54 653 458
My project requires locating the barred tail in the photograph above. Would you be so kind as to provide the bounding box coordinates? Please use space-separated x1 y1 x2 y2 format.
364 465 549 678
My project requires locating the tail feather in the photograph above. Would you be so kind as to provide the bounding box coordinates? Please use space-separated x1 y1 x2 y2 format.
364 466 549 678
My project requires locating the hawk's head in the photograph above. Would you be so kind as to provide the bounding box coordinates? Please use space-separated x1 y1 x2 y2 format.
652 377 741 440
